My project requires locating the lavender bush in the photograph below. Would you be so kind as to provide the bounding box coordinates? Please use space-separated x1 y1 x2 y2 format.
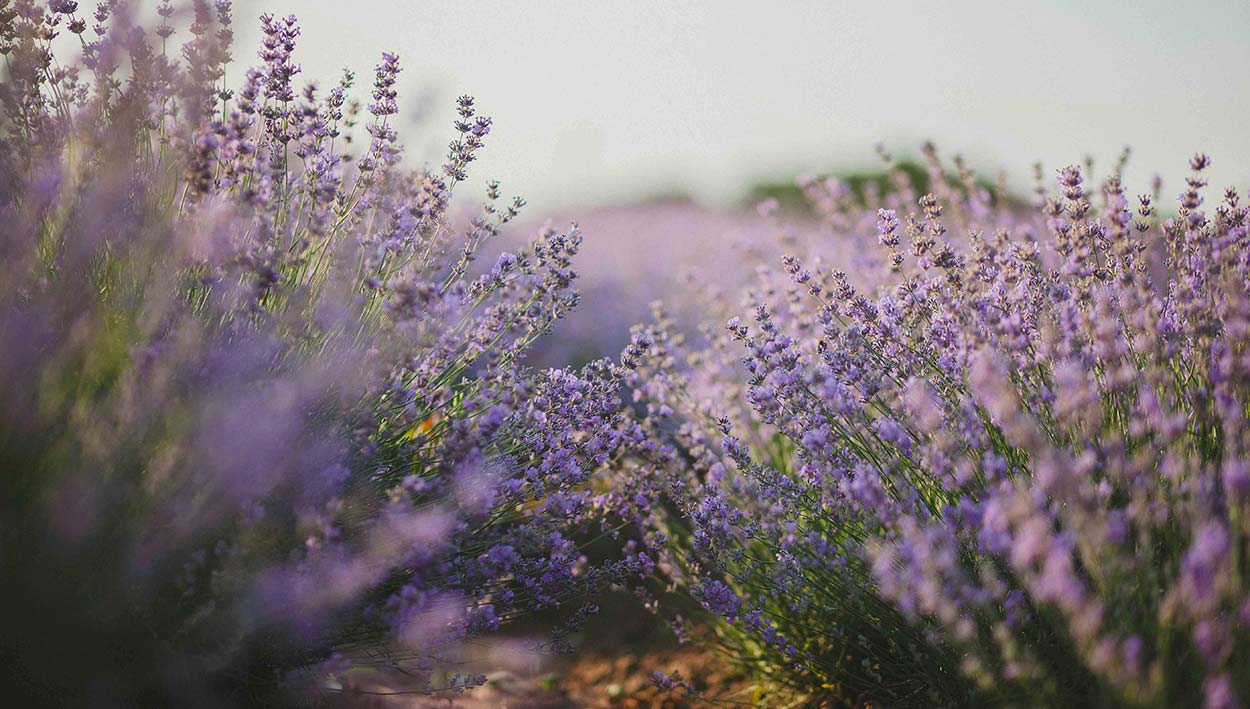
0 2 648 703
620 146 1250 707
6 2 1248 707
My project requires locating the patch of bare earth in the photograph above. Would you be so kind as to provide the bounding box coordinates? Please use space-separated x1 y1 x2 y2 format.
323 633 758 707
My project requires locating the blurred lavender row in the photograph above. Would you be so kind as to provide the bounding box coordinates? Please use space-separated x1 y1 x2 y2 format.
1 2 650 703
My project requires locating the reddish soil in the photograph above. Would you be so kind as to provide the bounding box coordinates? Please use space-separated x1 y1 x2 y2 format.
321 598 770 708
325 639 759 708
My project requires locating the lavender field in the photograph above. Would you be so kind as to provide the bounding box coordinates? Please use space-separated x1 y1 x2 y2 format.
4 2 1250 707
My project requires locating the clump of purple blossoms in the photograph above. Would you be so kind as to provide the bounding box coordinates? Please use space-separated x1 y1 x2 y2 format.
618 144 1250 706
0 3 646 703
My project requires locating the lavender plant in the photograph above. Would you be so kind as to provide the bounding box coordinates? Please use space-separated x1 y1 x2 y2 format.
8 3 1247 706
0 2 645 703
621 145 1250 707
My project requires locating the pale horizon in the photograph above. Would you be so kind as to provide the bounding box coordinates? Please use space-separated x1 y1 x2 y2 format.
223 0 1250 213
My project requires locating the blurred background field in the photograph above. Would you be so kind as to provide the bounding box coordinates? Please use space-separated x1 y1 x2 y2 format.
217 0 1250 373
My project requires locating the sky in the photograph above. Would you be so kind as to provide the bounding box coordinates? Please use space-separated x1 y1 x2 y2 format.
229 0 1250 213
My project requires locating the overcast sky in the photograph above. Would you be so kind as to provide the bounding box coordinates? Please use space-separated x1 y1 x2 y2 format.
231 0 1250 212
